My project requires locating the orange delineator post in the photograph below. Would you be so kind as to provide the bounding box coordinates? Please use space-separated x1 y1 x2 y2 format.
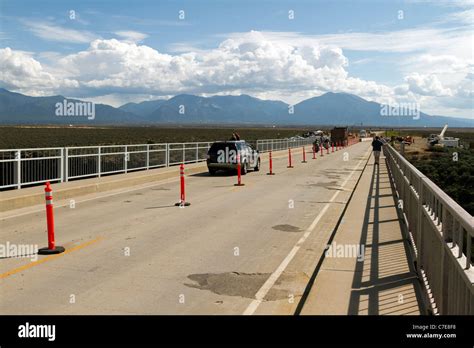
267 151 275 175
302 146 307 163
45 184 55 249
332 143 334 153
320 143 324 157
287 148 294 168
312 145 316 159
38 182 65 255
175 163 191 206
234 153 245 186
326 145 329 155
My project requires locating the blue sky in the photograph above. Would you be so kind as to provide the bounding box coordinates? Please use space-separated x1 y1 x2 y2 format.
0 0 472 117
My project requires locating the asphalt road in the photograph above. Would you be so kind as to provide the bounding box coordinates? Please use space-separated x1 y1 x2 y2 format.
0 142 371 314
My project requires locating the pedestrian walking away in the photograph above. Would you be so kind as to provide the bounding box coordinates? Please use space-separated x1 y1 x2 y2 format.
371 135 384 165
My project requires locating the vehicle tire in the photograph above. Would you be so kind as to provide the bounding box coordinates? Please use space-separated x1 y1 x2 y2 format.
241 161 248 175
254 158 260 171
208 168 217 175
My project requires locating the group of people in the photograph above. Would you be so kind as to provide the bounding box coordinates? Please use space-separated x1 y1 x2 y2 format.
228 130 384 165
312 136 330 151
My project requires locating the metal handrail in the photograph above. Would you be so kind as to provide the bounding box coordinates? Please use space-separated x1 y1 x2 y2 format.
1 138 312 189
384 144 473 314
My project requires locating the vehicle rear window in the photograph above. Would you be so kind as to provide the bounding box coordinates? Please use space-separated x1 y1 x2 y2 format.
209 142 237 154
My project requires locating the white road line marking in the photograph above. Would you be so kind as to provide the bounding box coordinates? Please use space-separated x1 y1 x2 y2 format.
242 146 371 315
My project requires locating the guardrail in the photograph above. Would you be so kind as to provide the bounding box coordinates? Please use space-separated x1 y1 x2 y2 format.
0 148 64 190
0 138 316 189
384 144 473 314
256 137 315 152
65 144 170 181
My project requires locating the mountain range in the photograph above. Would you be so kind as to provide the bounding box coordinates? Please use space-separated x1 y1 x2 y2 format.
0 88 472 127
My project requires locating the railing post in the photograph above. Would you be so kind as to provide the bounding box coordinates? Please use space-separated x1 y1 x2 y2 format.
439 205 448 314
64 148 69 182
16 150 21 189
98 147 102 178
416 179 424 274
195 144 199 163
146 144 150 170
182 144 185 164
166 144 169 167
60 148 64 183
124 145 128 173
457 224 463 259
466 227 472 270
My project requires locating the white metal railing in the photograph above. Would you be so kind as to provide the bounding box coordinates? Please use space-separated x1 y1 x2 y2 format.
0 148 63 189
384 144 474 314
65 144 169 181
256 137 316 152
167 142 213 166
0 138 316 189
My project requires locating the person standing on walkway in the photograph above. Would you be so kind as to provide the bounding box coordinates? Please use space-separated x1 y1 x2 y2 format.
371 136 384 165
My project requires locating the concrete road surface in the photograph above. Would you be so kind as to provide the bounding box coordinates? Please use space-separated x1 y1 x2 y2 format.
0 142 371 314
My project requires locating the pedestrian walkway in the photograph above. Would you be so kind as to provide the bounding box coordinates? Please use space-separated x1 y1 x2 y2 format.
300 151 426 315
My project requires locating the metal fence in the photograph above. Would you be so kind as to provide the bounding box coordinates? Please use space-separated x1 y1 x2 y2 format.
65 144 170 181
0 148 64 189
384 144 474 315
256 137 315 152
0 138 316 190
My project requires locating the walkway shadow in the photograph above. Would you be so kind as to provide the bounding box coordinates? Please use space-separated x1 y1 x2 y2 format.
190 171 235 177
347 160 426 315
145 205 176 209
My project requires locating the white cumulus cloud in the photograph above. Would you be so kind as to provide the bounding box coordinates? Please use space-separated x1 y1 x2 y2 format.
405 73 452 97
0 47 78 94
0 30 472 117
47 31 392 102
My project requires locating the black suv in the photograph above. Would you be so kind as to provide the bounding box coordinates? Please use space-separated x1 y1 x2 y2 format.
206 140 260 175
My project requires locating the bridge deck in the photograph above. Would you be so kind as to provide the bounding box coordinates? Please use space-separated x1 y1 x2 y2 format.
301 151 426 315
0 142 427 315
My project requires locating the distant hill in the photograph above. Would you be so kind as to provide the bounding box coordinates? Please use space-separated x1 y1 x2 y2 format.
0 88 472 127
147 94 289 124
292 92 473 127
0 88 141 124
119 99 167 117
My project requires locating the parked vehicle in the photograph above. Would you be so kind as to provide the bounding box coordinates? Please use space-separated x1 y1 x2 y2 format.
330 127 348 144
427 124 459 148
206 140 260 175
